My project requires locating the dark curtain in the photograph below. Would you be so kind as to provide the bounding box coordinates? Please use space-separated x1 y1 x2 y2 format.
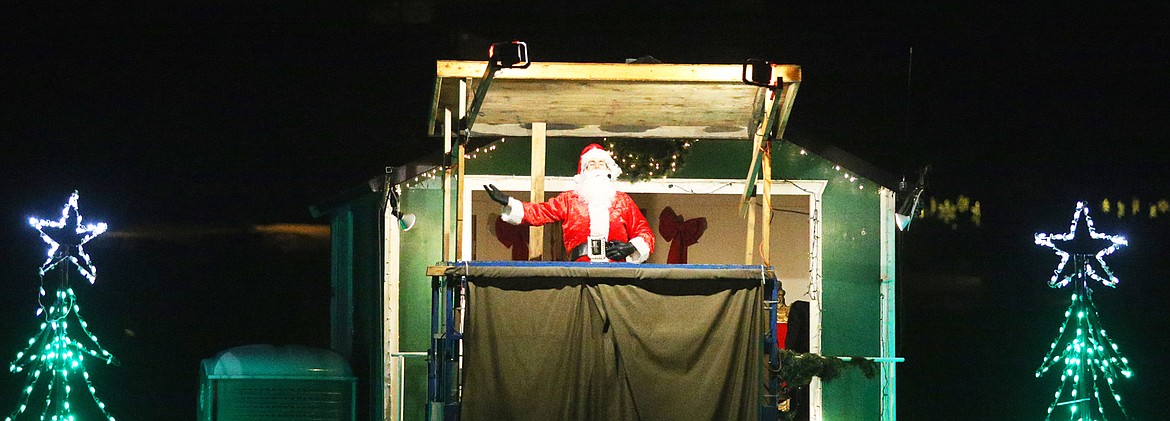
784 300 811 421
461 274 763 421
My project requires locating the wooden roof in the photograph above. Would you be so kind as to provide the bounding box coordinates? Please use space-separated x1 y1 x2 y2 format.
429 61 801 140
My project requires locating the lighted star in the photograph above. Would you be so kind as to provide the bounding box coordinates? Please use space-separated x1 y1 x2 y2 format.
1034 201 1127 288
28 191 108 284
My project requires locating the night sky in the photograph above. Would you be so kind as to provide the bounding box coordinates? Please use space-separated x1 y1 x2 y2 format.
3 2 1170 419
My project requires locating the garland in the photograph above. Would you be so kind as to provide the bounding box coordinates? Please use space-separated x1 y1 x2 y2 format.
606 139 693 182
774 350 879 419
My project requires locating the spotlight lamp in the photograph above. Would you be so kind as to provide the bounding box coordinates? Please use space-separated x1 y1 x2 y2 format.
395 212 416 232
489 41 530 69
375 172 417 232
742 58 778 89
895 165 930 231
388 185 415 232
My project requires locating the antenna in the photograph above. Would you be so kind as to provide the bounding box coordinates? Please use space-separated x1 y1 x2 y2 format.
904 47 914 152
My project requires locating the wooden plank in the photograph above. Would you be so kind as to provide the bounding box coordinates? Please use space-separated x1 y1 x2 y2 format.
771 82 801 142
528 122 546 260
437 61 802 83
476 80 758 128
740 89 775 212
430 62 799 140
425 265 453 277
466 124 750 139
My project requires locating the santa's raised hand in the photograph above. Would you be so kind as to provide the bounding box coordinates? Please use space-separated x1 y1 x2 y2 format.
485 184 511 206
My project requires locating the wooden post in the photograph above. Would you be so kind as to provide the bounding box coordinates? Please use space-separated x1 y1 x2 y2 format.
455 79 468 261
528 122 546 260
456 144 466 260
442 109 453 262
744 86 776 264
745 196 756 265
761 142 772 266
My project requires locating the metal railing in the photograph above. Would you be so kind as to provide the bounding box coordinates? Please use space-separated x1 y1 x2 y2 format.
389 352 428 421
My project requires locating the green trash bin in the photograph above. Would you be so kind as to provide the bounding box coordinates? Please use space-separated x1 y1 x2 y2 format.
199 344 356 420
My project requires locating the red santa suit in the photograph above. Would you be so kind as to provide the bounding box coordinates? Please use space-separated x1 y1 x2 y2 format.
499 144 654 263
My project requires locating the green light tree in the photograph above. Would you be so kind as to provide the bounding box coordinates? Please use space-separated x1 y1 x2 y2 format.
1034 201 1131 420
7 192 117 421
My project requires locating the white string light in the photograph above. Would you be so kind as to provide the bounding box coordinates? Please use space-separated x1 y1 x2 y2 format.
402 167 443 190
463 137 507 161
1035 201 1127 288
29 191 107 285
607 138 694 181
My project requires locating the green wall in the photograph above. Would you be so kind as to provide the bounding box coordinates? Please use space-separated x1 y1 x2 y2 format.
398 177 445 421
325 193 386 421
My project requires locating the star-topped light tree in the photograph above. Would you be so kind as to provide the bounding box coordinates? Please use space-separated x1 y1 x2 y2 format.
7 191 118 421
1034 201 1132 421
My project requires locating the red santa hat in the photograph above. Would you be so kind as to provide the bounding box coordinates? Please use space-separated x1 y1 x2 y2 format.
578 143 622 179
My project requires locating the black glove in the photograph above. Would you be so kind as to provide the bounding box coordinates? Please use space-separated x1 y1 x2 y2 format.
485 184 511 206
605 241 637 260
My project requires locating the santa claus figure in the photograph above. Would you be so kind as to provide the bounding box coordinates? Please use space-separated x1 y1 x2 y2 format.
485 143 655 263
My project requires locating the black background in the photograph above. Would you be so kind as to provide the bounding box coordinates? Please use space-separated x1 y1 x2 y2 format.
3 2 1170 419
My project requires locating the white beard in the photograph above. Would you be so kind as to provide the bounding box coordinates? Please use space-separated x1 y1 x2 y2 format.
574 169 616 238
575 169 616 206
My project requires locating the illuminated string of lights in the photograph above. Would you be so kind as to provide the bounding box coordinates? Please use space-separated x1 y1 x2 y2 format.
400 167 443 190
28 192 107 285
1034 202 1127 289
400 138 516 191
1034 201 1131 420
7 192 117 421
400 138 896 243
606 138 693 181
462 137 508 161
801 149 870 192
920 195 982 228
1100 197 1170 219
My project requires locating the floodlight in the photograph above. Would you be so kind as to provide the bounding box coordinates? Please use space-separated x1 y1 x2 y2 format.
489 41 530 69
388 186 415 232
395 212 416 232
895 165 929 231
375 172 417 232
742 58 778 89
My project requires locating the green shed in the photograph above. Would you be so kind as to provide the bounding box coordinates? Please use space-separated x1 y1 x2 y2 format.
313 59 901 421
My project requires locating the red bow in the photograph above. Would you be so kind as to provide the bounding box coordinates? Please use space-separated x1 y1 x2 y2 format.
495 218 529 261
658 207 707 264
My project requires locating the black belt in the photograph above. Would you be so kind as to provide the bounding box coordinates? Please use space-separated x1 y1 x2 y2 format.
569 242 591 261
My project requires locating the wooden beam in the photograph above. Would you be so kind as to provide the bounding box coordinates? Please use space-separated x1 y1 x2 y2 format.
771 82 801 144
528 122 546 260
425 265 453 277
442 109 452 262
456 143 466 260
761 143 773 266
744 196 756 265
456 79 468 261
739 84 776 213
437 61 802 83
